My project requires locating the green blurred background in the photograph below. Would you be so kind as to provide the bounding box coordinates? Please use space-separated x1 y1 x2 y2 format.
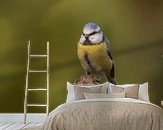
0 0 163 113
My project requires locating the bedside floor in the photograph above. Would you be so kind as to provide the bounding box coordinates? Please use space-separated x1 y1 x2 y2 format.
0 122 43 130
0 113 46 130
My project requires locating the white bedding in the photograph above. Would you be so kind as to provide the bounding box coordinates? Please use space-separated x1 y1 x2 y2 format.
50 98 162 115
43 98 163 130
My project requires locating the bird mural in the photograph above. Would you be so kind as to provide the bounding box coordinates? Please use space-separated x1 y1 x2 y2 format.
77 23 118 84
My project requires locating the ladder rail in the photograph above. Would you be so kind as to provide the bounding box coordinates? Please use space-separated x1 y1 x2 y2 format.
24 41 31 124
46 42 50 115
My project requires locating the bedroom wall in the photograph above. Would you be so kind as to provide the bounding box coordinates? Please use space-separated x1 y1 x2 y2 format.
0 0 163 113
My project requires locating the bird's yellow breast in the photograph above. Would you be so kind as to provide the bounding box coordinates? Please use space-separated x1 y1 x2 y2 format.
77 42 113 73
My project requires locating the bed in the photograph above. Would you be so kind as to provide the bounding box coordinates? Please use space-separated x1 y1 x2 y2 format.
42 98 163 130
41 82 163 130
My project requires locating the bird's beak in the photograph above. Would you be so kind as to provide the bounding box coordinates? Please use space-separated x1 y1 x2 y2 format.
85 34 88 39
84 37 91 45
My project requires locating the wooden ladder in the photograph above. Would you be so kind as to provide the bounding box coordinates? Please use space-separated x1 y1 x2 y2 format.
24 41 49 124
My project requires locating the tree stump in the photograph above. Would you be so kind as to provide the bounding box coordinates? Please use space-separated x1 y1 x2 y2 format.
75 74 100 85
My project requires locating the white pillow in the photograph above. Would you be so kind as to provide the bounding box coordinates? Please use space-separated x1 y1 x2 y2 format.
66 82 110 103
66 82 75 103
84 92 126 99
109 82 150 102
138 83 149 102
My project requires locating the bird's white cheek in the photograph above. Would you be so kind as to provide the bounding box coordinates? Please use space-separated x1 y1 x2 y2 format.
89 33 103 44
79 35 85 44
89 37 95 43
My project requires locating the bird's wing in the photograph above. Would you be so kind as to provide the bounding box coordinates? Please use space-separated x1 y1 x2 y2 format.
104 35 116 79
104 36 113 60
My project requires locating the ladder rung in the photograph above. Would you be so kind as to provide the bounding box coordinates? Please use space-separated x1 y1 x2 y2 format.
28 88 47 91
27 104 47 107
30 55 47 58
29 70 47 73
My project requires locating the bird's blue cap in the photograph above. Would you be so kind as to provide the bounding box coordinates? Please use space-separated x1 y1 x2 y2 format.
84 23 98 30
83 22 101 34
84 23 98 29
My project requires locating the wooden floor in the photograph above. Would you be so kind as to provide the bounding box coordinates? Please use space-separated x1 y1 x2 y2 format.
0 122 43 130
0 113 46 130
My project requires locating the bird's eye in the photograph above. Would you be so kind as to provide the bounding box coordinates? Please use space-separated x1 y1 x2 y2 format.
89 30 101 36
89 31 97 36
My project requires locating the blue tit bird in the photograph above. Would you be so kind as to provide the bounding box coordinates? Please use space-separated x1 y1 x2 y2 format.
77 22 118 84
